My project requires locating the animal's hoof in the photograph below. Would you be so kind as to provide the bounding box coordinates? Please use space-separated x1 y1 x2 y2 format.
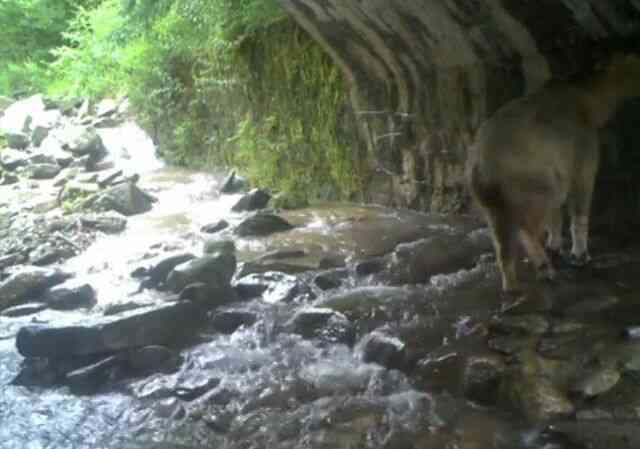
569 252 591 267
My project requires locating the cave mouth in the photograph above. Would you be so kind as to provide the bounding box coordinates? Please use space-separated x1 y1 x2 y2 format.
592 99 640 247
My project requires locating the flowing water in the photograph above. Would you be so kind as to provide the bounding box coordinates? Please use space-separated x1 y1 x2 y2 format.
2 122 640 449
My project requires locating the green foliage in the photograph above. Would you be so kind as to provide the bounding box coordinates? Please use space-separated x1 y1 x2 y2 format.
0 0 364 200
0 0 101 96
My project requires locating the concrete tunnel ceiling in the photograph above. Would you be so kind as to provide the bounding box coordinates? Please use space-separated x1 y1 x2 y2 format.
279 0 640 238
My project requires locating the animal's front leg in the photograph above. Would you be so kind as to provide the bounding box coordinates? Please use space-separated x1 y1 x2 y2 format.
569 152 598 267
546 207 564 262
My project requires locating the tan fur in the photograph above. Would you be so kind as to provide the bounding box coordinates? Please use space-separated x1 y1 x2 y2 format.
467 54 640 292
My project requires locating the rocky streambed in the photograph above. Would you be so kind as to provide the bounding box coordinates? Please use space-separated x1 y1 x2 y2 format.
2 96 640 449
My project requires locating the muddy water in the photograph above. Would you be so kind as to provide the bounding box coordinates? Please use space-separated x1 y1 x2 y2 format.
2 136 640 448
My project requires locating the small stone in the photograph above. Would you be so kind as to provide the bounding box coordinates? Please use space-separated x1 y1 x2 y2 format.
128 345 181 375
201 220 229 234
166 253 236 294
491 314 550 335
572 367 621 397
355 257 386 276
463 355 506 405
314 269 348 290
209 310 257 334
220 171 248 194
0 302 48 317
360 330 406 370
287 307 355 345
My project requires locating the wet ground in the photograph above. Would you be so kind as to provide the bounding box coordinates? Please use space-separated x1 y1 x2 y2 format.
2 130 640 449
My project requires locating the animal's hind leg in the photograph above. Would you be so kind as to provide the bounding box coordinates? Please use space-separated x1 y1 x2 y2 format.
521 226 556 281
569 146 598 266
487 210 519 292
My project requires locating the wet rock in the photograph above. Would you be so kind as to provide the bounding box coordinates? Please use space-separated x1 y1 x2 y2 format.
463 355 506 405
0 266 71 310
96 98 118 117
255 249 306 262
314 269 348 290
506 377 575 422
166 252 236 294
563 295 620 317
128 345 181 375
360 330 407 370
234 272 309 304
59 180 100 204
572 367 621 397
96 168 124 188
137 252 195 289
179 282 239 308
0 302 48 317
203 239 235 255
287 307 355 345
0 148 29 170
0 172 19 185
0 95 46 148
318 253 347 269
488 335 532 355
201 219 229 234
548 420 640 449
102 301 146 316
93 182 153 216
31 109 62 147
236 260 312 278
66 354 126 394
27 152 58 166
385 230 492 284
42 280 96 310
231 188 270 211
29 242 74 265
491 314 550 335
16 301 203 358
318 286 424 331
269 191 309 210
174 375 221 401
0 253 20 270
355 257 386 276
79 213 127 234
234 213 294 237
59 125 106 157
220 170 248 194
52 167 78 187
209 310 257 334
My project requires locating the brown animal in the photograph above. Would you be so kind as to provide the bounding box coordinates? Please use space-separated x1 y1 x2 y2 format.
467 53 640 292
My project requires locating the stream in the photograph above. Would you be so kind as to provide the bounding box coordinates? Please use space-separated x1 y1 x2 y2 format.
2 106 640 449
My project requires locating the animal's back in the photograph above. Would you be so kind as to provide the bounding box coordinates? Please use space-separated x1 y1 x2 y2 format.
468 82 588 212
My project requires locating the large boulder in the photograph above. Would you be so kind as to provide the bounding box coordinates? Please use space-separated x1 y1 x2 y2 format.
231 188 271 212
135 252 196 290
0 266 71 311
385 229 492 284
0 94 46 149
59 125 105 157
93 182 153 216
166 252 236 294
31 109 62 147
25 163 61 180
41 280 96 310
0 148 29 171
234 213 294 237
16 301 203 358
